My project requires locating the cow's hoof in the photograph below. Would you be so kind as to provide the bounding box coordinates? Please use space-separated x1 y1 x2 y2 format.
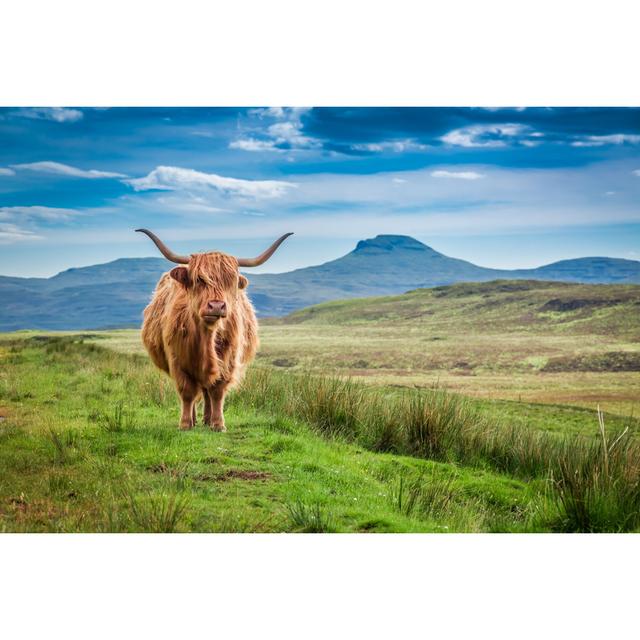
179 423 194 431
210 423 226 433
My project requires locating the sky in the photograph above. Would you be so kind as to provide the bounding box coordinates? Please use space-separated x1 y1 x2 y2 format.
0 106 639 277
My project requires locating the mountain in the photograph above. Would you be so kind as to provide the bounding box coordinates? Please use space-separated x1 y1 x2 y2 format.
1 234 639 330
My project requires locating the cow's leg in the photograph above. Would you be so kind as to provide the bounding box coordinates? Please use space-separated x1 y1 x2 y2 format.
203 388 213 426
204 380 229 432
175 372 199 430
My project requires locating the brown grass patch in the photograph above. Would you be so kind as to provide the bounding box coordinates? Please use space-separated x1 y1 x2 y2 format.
193 469 272 482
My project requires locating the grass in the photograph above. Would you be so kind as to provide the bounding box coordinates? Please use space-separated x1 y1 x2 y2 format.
125 487 191 533
1 334 544 533
2 333 639 532
233 366 640 531
254 281 640 417
287 500 335 533
391 471 456 518
550 407 640 532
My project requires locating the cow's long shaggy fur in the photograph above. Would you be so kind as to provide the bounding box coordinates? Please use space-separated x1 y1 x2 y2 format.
141 252 258 430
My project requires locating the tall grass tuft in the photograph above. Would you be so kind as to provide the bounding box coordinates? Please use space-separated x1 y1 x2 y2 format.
550 407 640 532
401 392 477 459
391 471 457 518
126 490 190 533
47 428 79 464
286 500 335 532
95 400 136 432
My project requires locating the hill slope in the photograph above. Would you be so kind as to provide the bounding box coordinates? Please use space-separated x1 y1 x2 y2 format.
281 279 640 336
1 235 639 330
257 279 640 416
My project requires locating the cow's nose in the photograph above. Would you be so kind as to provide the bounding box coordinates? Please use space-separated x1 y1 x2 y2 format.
205 300 227 316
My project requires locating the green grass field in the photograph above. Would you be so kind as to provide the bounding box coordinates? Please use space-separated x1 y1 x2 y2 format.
0 335 545 533
1 281 639 533
1 331 639 533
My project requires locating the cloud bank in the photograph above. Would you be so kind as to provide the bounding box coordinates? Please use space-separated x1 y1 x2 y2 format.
12 108 84 123
431 170 485 180
126 166 296 199
571 134 640 147
440 123 536 148
12 161 126 179
0 223 43 243
230 107 319 152
0 205 80 221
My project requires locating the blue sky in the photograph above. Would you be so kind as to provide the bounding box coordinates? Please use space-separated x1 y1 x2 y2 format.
0 107 639 277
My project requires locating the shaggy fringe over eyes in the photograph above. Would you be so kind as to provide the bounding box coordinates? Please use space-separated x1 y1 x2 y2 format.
188 253 239 288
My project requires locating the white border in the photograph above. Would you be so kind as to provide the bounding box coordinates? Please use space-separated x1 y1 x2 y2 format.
1 534 639 639
1 0 639 105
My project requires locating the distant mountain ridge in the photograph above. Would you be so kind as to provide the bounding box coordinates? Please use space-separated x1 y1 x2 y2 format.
1 234 639 330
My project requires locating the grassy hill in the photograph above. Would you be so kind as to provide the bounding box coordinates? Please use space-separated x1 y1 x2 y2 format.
258 280 640 416
282 279 640 335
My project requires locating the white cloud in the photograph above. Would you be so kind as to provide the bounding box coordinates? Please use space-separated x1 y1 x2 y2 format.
632 169 640 176
231 107 319 152
266 121 319 148
392 178 407 184
571 134 640 147
0 167 15 176
441 123 532 147
249 107 310 120
12 107 84 123
125 166 296 199
431 170 485 180
480 107 527 112
0 205 80 221
0 223 44 243
351 139 428 153
229 138 278 152
12 161 126 179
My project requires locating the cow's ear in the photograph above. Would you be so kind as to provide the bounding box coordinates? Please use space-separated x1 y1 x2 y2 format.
238 274 249 289
170 266 190 287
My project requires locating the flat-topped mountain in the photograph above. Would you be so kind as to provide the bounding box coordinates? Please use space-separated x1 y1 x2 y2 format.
1 235 639 330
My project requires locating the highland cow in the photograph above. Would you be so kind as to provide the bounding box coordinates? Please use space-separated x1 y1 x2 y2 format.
137 228 292 431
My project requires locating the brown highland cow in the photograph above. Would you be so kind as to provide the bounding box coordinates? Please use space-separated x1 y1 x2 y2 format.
137 229 292 431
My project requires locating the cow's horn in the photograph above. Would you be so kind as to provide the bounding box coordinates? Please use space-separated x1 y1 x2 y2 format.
236 233 294 267
135 229 190 264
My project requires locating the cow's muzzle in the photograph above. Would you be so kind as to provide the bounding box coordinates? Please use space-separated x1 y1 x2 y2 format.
202 300 227 323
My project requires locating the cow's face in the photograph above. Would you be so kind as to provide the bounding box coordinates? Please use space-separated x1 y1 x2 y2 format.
170 252 248 330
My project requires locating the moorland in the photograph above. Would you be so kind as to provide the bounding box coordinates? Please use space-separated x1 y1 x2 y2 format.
1 280 638 533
